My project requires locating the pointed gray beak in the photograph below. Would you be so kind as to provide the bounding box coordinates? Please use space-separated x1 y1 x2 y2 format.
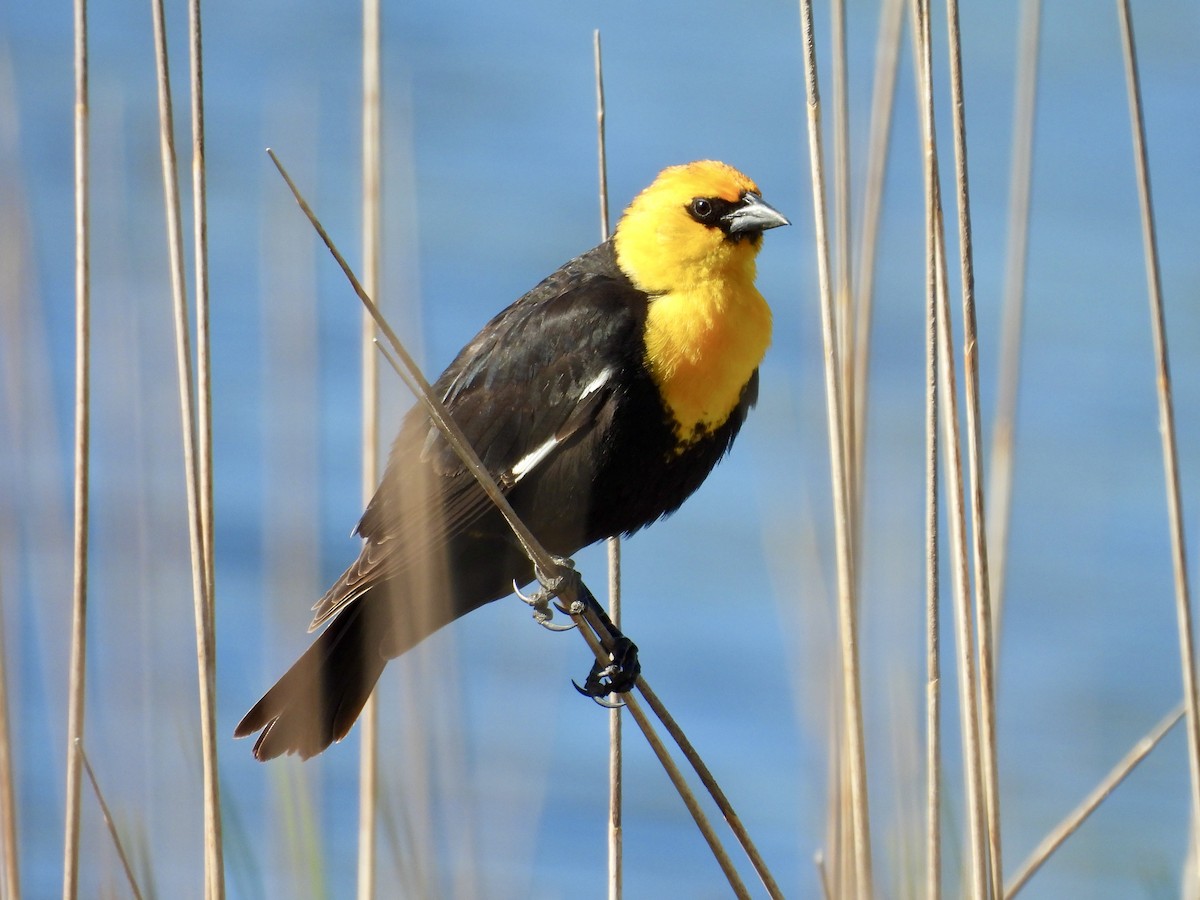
723 192 790 235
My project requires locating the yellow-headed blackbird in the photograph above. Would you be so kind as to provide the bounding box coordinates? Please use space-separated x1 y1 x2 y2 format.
236 160 788 760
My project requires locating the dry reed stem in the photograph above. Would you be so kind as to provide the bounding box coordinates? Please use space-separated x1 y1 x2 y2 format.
910 0 990 891
933 173 989 900
0 584 15 900
819 696 843 896
1116 0 1200 858
0 228 19 900
850 0 904 511
916 1 942 894
830 0 855 519
569 594 784 895
829 32 862 892
562 622 751 898
797 0 874 893
837 729 852 896
942 0 1003 892
831 0 905 870
594 31 611 244
188 0 214 654
1004 704 1185 896
148 0 223 895
62 0 89 894
634 678 785 899
622 693 749 896
593 29 623 900
77 742 144 900
986 0 1041 636
185 1 223 896
0 213 20 900
356 1 382 896
356 591 380 887
606 530 623 900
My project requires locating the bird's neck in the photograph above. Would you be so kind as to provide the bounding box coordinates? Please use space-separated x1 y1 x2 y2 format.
642 278 772 445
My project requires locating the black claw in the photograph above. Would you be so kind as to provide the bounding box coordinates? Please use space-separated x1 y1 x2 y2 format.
554 597 584 617
573 635 640 699
518 562 641 703
514 575 578 631
572 682 627 708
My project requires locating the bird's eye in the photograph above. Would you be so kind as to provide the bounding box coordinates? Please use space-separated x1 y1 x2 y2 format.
690 198 715 222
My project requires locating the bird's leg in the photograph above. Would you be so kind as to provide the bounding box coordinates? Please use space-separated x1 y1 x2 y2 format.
518 558 640 698
557 572 640 700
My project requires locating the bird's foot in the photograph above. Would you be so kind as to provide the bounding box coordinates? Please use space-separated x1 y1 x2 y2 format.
573 634 640 705
513 556 578 632
565 575 640 701
517 559 641 702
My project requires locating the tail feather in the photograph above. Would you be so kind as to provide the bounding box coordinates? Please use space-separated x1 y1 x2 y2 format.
234 601 388 761
237 540 520 761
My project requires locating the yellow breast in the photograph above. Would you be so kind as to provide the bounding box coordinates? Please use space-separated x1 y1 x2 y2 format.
610 160 780 445
643 282 772 444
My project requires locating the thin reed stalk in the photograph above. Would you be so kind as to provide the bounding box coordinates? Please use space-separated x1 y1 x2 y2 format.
148 0 223 895
356 618 380 888
850 0 904 502
986 0 1041 635
634 707 750 892
77 742 144 900
820 692 843 896
916 2 942 894
1004 704 1185 896
1116 0 1200 854
605 530 623 900
594 32 611 243
593 28 623 900
830 0 855 519
634 678 785 899
911 0 989 892
621 696 750 896
0 579 18 898
188 0 214 647
942 0 1003 891
797 1 874 893
62 0 89 894
567 628 751 899
933 171 989 900
356 1 382 896
831 0 850 342
185 1 223 896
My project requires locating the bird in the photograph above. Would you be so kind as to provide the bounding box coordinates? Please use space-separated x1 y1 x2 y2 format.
235 160 789 760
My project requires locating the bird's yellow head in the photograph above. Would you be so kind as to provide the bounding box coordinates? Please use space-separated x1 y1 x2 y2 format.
613 160 788 295
613 161 788 444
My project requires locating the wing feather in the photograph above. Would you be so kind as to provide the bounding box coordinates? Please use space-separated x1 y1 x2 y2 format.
308 242 645 629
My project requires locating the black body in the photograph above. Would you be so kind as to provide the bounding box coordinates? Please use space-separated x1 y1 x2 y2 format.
236 240 757 759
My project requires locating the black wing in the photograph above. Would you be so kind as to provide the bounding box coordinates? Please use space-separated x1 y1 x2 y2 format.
308 241 647 628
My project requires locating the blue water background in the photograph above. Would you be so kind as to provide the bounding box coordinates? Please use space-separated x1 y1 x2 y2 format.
2 1 1199 896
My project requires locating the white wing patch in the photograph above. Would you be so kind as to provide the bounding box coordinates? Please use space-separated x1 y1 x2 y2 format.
508 366 614 483
579 366 614 401
510 436 559 481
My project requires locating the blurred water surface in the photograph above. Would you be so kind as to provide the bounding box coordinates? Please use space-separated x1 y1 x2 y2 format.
2 1 1199 897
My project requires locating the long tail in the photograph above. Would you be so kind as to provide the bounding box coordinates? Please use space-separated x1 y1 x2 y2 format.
234 599 389 761
237 534 528 761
